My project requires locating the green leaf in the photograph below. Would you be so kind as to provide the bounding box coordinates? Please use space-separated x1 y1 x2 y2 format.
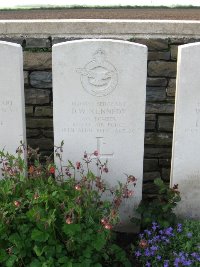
0 249 8 262
31 229 49 242
62 224 81 236
30 259 42 267
33 245 45 257
6 255 17 267
93 232 106 251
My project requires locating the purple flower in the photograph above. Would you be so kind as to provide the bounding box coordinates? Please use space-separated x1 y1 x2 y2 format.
150 245 158 252
187 232 192 238
145 261 151 267
157 255 162 260
135 251 141 257
164 260 169 267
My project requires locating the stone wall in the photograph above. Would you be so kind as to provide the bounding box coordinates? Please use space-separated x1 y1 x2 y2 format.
1 19 200 197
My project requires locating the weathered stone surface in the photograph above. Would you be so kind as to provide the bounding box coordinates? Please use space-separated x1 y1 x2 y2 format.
161 168 170 181
26 118 53 128
42 129 53 138
171 43 200 219
170 45 178 60
24 71 29 86
24 52 52 70
143 183 159 194
27 138 53 150
52 37 82 45
26 129 40 137
146 103 174 114
53 39 147 226
145 114 156 130
145 121 156 130
0 41 26 155
145 132 173 146
144 147 172 159
148 61 177 77
35 106 53 117
144 159 159 172
25 106 33 116
135 38 169 51
144 171 161 181
148 51 170 61
158 115 174 132
30 71 52 88
25 38 51 48
159 158 171 167
147 77 168 87
166 79 176 97
25 89 50 105
146 87 166 102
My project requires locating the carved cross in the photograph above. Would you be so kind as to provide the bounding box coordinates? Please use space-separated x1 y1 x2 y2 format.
90 137 114 176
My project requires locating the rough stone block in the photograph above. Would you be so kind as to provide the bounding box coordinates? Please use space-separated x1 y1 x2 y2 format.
148 51 170 61
30 71 52 88
161 168 170 181
166 79 176 97
26 118 53 128
25 106 33 116
42 129 54 138
135 38 169 51
27 138 53 150
146 103 174 114
144 147 172 159
145 114 156 130
146 87 166 102
159 158 171 167
145 132 173 146
170 45 178 60
24 71 29 86
143 171 161 181
25 38 51 48
25 89 51 105
158 115 174 132
24 52 52 70
143 183 159 194
147 78 168 87
35 106 53 117
144 159 159 172
148 61 177 77
26 129 40 137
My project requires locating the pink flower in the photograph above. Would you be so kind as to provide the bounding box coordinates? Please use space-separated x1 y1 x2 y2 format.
65 217 73 224
94 150 99 156
76 162 81 169
75 184 81 191
14 201 21 207
104 223 112 230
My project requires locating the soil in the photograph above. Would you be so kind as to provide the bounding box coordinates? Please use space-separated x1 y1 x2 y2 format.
0 8 200 20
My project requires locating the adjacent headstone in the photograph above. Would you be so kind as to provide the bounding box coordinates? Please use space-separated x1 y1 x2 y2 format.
0 41 26 157
171 42 200 219
53 40 147 229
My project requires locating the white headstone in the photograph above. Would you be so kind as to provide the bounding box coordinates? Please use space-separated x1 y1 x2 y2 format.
53 40 147 229
0 41 26 156
171 42 200 219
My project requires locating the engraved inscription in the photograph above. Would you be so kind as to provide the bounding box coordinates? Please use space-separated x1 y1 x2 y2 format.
0 100 16 113
76 49 118 97
61 100 135 135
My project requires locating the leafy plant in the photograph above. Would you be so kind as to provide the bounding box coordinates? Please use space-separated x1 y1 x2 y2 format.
134 220 200 267
134 178 181 228
0 144 134 266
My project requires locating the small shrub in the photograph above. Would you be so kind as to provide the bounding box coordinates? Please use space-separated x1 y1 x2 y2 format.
0 144 134 267
134 220 200 267
134 178 181 228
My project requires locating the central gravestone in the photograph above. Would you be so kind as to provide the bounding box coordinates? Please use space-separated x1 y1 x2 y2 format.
171 42 200 219
53 40 147 228
0 41 26 157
